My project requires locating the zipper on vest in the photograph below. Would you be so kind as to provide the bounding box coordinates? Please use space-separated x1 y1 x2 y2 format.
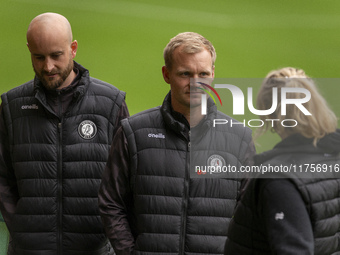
57 121 63 255
180 137 191 254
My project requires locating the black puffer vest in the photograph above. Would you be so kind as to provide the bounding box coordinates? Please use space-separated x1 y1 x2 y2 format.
1 62 125 255
121 94 253 255
225 132 340 255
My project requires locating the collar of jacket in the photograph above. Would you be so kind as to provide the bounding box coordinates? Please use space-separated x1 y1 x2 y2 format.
254 129 340 164
160 92 217 141
33 61 89 105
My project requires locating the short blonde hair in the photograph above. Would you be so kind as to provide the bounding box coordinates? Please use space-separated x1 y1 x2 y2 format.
257 67 338 145
163 32 216 70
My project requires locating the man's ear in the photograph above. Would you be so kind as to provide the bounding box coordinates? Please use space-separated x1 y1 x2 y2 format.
71 40 78 58
162 66 170 84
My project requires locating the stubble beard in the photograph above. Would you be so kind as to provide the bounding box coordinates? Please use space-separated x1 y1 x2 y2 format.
35 59 74 90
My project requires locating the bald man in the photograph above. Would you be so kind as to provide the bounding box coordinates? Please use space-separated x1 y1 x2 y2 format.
0 13 129 254
26 13 77 91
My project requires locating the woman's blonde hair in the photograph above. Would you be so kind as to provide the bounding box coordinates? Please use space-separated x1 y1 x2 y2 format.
256 67 338 145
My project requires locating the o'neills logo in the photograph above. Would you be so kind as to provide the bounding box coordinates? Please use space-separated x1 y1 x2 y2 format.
21 104 39 110
148 133 165 139
78 120 97 140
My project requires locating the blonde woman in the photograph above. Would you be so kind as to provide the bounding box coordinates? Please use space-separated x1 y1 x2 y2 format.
225 67 340 255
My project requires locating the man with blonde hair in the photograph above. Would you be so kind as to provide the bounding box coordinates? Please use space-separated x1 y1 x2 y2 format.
99 32 255 255
0 12 129 254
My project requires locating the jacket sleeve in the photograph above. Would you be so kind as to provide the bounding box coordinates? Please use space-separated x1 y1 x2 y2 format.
0 104 19 234
113 100 130 137
99 125 135 255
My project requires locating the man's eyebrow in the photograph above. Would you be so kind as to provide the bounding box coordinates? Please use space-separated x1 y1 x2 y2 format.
33 51 64 56
200 69 212 73
50 51 64 55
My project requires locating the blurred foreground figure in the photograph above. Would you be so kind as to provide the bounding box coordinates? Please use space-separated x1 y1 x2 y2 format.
225 67 340 255
0 12 129 254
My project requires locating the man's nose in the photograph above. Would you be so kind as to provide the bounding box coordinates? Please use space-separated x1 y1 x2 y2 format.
43 58 54 73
